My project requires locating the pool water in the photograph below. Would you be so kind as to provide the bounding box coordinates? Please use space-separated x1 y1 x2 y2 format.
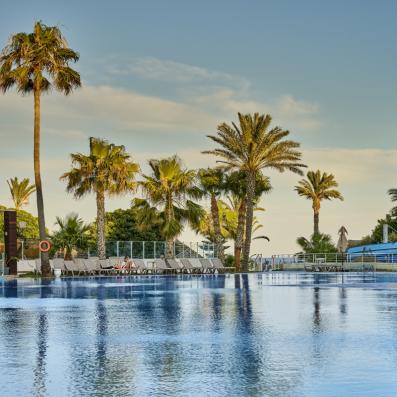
1 273 397 396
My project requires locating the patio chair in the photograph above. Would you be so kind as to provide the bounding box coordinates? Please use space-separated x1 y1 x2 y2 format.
34 259 42 274
210 258 228 273
189 258 204 273
64 260 80 276
17 260 35 273
131 259 148 274
74 258 88 275
199 258 214 274
83 259 101 275
53 258 66 275
153 258 169 274
99 259 116 275
180 258 194 274
167 258 183 273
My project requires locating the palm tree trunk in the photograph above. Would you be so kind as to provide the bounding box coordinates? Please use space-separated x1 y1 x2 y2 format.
34 83 51 277
234 196 246 272
242 171 256 271
165 193 174 259
314 210 320 235
210 193 224 262
96 189 106 259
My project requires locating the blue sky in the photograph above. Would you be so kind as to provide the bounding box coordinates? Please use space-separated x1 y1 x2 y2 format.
1 0 396 253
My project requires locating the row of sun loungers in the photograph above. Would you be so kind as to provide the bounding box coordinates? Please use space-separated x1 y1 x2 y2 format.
16 257 229 276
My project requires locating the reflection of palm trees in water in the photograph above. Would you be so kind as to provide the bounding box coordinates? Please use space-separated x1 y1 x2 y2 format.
96 300 107 373
313 287 321 331
32 312 48 397
233 274 262 394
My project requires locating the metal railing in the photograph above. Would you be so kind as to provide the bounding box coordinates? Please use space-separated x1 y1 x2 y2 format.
99 241 217 259
266 252 397 272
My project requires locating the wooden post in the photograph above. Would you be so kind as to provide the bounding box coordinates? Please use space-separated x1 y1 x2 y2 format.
4 210 17 275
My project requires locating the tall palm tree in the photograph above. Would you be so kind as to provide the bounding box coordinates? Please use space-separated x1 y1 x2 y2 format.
0 22 81 276
198 168 225 261
295 170 343 235
7 177 36 210
224 171 272 271
204 112 304 271
388 188 397 216
61 138 139 259
138 156 203 258
52 213 90 260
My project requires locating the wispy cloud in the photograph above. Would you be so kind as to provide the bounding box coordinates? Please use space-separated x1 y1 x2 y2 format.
107 56 250 91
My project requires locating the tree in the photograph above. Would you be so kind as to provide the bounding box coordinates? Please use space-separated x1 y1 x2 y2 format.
0 22 81 276
195 200 232 243
295 170 343 235
198 168 225 261
86 202 164 247
7 177 36 210
204 113 305 271
138 156 203 258
225 171 272 271
52 213 89 260
297 233 337 254
61 138 139 259
388 188 397 217
224 170 272 271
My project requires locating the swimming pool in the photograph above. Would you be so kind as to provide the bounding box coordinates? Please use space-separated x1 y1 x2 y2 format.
0 273 397 396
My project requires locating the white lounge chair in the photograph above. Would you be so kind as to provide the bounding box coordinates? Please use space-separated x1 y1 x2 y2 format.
53 258 66 275
180 258 194 274
154 258 169 274
167 258 182 273
210 258 228 273
199 258 214 274
64 260 80 276
132 259 149 274
17 260 35 273
83 259 99 275
99 259 116 275
189 258 204 273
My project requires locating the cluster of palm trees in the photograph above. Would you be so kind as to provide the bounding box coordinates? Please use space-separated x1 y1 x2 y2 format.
1 22 345 275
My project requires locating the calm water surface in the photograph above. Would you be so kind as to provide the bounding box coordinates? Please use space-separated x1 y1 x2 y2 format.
1 273 397 397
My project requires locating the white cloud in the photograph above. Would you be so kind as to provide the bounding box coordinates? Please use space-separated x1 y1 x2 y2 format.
107 56 250 90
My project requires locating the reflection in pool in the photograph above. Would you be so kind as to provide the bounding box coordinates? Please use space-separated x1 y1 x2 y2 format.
0 273 397 396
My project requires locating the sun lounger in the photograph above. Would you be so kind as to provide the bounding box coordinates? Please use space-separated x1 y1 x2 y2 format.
189 258 204 273
99 259 116 275
83 259 100 275
64 260 80 276
199 258 214 274
210 258 228 273
73 258 88 275
154 258 169 274
167 258 182 273
53 258 66 275
17 260 35 273
131 259 148 274
180 258 194 273
34 259 42 274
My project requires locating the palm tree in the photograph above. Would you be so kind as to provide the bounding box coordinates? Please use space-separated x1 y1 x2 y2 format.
138 156 203 258
297 233 337 254
198 168 225 262
7 177 36 210
195 200 231 244
52 213 89 260
0 22 81 276
204 113 305 271
295 170 343 235
388 188 397 216
61 138 139 259
224 171 272 271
